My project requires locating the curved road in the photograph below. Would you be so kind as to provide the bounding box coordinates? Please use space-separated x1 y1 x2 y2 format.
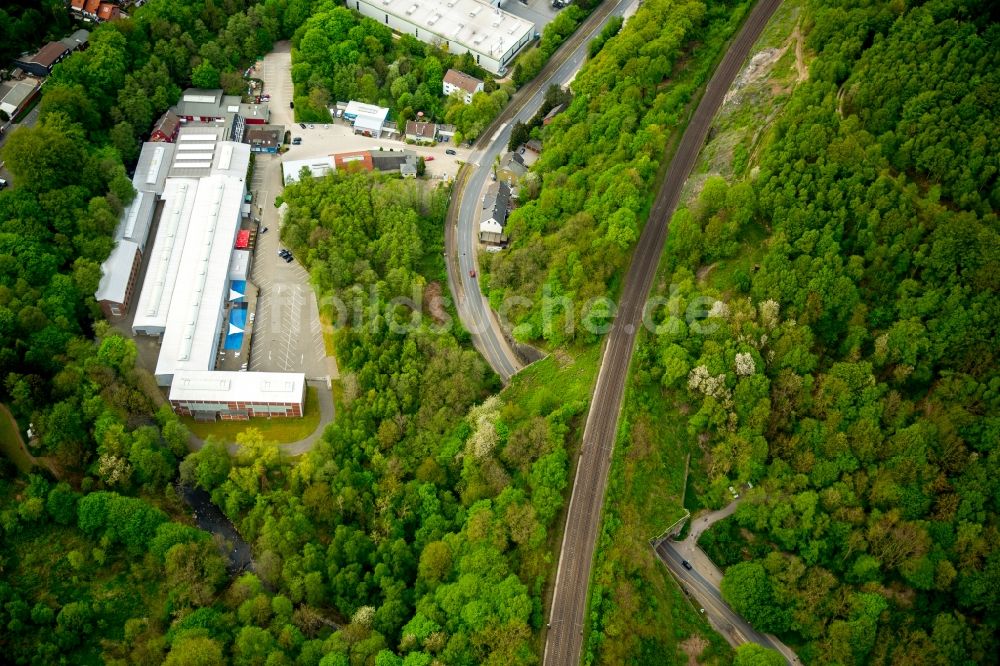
446 0 634 381
543 0 783 664
655 501 801 664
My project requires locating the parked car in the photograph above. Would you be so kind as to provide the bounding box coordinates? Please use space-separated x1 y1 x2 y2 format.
445 149 457 155
728 485 740 499
681 560 693 570
308 124 315 129
299 123 306 129
260 226 268 234
283 255 294 263
292 137 301 145
278 248 289 256
289 101 294 109
336 109 343 118
424 156 434 161
0 179 7 189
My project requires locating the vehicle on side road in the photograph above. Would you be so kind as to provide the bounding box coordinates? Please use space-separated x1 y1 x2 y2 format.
445 149 457 155
682 560 693 570
469 269 476 278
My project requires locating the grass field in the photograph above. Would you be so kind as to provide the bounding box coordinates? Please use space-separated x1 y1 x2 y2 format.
180 386 321 443
0 404 35 474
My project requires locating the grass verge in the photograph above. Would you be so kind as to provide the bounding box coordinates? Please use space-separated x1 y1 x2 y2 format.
0 403 35 474
180 386 321 443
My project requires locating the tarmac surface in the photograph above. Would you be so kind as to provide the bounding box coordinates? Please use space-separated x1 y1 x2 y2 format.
543 1 784 664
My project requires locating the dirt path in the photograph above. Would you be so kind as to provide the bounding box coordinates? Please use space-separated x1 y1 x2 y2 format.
792 20 808 82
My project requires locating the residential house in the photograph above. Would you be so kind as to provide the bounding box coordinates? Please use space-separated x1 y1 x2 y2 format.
405 120 437 144
14 41 70 77
479 181 511 246
246 126 281 153
443 69 484 104
498 152 528 185
70 0 99 19
150 110 180 142
96 2 121 21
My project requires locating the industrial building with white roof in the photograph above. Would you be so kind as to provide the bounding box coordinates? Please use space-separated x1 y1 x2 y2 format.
94 92 306 422
350 0 534 74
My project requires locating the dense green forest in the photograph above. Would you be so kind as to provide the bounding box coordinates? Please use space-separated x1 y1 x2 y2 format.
600 0 999 663
484 0 755 346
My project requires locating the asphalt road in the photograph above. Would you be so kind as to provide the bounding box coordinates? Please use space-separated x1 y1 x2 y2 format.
655 500 802 665
655 540 789 654
446 0 634 382
543 0 783 664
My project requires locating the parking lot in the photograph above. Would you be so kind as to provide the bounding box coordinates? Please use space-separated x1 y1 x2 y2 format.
244 153 330 377
284 121 472 180
502 0 563 36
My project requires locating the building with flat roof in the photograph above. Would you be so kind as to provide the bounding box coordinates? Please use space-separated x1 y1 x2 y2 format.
152 173 245 385
282 156 336 183
351 0 534 75
133 141 174 194
95 241 141 320
93 142 174 320
0 80 40 119
344 100 389 138
169 370 306 420
132 129 251 347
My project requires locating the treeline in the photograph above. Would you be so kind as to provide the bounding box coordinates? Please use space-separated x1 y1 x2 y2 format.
290 1 509 142
622 0 999 662
485 0 753 347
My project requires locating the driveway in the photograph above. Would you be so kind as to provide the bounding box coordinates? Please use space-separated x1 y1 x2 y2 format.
254 41 294 128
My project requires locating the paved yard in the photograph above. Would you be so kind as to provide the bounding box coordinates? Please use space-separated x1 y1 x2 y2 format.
502 0 562 35
284 121 472 181
246 153 330 378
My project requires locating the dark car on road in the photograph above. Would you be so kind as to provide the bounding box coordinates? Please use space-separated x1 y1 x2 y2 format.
299 123 306 129
445 149 457 155
682 560 693 570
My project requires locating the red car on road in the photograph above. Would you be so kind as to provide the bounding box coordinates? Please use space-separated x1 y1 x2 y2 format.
469 269 476 278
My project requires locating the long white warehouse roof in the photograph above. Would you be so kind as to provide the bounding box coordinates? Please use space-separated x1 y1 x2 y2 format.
366 0 533 59
169 370 305 404
132 177 200 333
154 173 245 380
